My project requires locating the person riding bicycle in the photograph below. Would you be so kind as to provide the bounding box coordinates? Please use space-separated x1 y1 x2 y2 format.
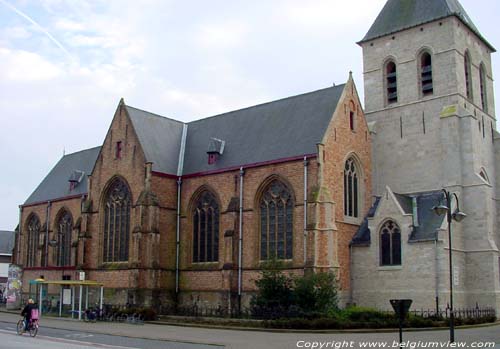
21 299 37 331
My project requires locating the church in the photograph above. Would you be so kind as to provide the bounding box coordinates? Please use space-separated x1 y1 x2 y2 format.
14 0 500 314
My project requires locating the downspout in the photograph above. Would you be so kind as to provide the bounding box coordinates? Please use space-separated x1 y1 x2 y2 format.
303 156 308 267
45 201 51 267
238 167 244 311
17 205 22 264
349 243 353 305
435 231 440 314
175 177 182 294
175 124 188 296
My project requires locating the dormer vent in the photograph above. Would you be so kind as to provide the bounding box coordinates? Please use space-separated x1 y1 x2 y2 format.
69 170 85 191
207 138 225 165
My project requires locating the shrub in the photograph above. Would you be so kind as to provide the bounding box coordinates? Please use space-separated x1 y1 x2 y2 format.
293 272 338 316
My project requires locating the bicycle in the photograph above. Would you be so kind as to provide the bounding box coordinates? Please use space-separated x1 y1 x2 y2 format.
16 317 39 337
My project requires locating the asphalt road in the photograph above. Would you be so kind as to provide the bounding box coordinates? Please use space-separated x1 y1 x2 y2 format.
0 311 499 349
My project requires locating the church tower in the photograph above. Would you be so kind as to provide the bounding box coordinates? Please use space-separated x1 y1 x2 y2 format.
354 0 500 312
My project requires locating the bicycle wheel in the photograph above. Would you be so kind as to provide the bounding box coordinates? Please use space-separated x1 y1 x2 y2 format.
16 320 24 335
29 323 38 337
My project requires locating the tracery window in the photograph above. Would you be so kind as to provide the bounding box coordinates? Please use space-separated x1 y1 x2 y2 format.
260 180 293 260
480 64 488 112
56 211 73 266
26 215 40 267
420 52 433 96
386 61 398 104
192 191 219 263
103 178 131 262
464 51 473 101
344 157 359 218
380 220 401 266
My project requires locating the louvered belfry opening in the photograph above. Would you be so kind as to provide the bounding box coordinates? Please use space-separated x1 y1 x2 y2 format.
386 61 397 104
421 52 433 96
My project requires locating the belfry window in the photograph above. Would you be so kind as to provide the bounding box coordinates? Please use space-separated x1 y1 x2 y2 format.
464 51 473 101
386 61 397 104
260 180 293 260
56 211 73 266
480 64 488 112
26 215 40 267
344 157 359 218
380 220 401 266
420 52 433 96
103 178 131 262
192 191 219 263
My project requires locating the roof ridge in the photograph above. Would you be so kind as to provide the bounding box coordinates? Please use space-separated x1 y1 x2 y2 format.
125 105 185 125
63 145 101 158
188 84 346 125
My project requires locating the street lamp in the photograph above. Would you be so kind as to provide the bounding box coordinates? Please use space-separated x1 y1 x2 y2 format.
432 189 466 343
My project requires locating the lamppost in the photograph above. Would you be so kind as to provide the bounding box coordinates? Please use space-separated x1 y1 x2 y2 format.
432 189 466 343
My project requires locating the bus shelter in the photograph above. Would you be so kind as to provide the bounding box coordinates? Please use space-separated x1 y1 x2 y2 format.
30 279 104 320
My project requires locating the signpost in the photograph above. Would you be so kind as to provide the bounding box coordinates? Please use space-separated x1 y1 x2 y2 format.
390 299 412 347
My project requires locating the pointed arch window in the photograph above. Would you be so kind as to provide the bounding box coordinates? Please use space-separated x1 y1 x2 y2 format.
464 51 473 101
192 191 219 263
420 52 433 96
260 180 293 260
386 61 398 104
56 211 73 266
103 178 131 262
480 64 488 112
344 157 359 218
380 220 401 266
26 215 40 267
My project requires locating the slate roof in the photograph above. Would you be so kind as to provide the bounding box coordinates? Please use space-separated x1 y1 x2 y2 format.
125 106 184 174
0 231 15 255
24 147 101 205
351 191 446 246
351 196 381 246
183 85 345 175
360 0 495 51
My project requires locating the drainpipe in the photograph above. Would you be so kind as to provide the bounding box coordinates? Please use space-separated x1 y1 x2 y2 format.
303 156 308 267
45 201 51 267
175 177 182 294
17 205 22 264
238 167 244 311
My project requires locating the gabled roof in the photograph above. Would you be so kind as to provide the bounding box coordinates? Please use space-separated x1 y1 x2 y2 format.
0 231 15 255
182 85 345 175
24 147 101 205
359 0 495 52
125 105 184 174
351 196 381 246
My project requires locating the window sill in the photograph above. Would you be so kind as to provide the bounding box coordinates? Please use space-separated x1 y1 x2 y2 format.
343 216 362 225
378 265 402 271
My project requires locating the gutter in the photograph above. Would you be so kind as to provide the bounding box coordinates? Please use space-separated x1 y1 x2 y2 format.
45 201 51 267
303 156 308 266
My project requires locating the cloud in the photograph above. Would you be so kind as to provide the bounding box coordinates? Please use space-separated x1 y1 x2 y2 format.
0 48 62 81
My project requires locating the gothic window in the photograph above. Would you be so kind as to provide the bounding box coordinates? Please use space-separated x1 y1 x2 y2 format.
420 52 433 96
56 211 73 266
480 64 488 112
26 215 40 267
344 157 359 218
260 179 293 260
192 191 219 263
386 61 397 104
464 51 473 101
103 178 131 262
380 220 401 266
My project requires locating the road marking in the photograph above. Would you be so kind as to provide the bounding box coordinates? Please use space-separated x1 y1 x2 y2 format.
65 333 95 339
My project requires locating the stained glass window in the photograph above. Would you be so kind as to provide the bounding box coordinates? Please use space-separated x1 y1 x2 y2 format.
193 191 219 262
56 211 73 266
103 178 131 262
380 220 401 266
26 215 40 267
344 158 359 218
260 180 293 260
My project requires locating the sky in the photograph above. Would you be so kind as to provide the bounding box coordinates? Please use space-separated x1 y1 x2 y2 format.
0 0 499 230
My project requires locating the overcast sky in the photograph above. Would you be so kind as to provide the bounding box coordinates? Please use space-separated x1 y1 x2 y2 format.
0 0 499 230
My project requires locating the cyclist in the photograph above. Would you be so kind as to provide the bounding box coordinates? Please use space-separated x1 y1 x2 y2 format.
21 299 37 331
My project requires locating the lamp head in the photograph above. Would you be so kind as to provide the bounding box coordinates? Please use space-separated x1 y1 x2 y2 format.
452 210 467 222
433 204 449 216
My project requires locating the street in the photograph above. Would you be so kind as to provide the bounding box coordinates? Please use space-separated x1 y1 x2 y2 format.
0 311 498 348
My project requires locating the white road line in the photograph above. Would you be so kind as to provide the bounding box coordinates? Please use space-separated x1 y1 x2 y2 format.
0 328 141 349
